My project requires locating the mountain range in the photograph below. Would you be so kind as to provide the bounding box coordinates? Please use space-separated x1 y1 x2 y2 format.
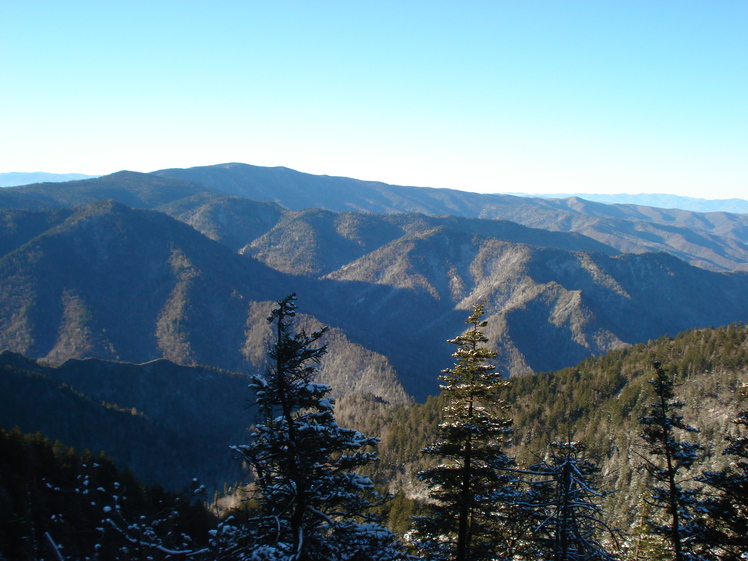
1 162 747 401
4 170 746 214
4 163 748 272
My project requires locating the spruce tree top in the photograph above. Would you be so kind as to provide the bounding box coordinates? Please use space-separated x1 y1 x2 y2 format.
439 304 505 402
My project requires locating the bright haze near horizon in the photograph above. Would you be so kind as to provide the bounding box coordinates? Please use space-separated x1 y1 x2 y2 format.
1 1 746 200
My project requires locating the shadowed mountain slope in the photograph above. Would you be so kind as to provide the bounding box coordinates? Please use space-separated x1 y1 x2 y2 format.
307 226 748 389
158 193 285 251
0 201 411 401
0 200 277 368
0 207 74 256
0 351 250 489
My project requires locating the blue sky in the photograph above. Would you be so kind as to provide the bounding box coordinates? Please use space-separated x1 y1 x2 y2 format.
1 1 746 198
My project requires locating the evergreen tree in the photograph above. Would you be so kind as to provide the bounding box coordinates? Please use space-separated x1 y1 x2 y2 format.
638 361 704 561
412 304 521 561
627 502 674 561
231 294 407 561
523 441 620 561
695 383 748 561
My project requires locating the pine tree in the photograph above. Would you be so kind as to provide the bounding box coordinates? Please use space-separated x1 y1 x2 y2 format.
412 304 521 561
523 441 620 561
695 382 748 561
231 294 407 561
638 361 704 561
628 502 673 561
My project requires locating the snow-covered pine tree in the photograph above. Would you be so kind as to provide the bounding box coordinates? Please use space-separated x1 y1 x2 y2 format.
522 441 620 561
231 294 407 561
695 382 748 561
412 304 522 561
638 361 704 561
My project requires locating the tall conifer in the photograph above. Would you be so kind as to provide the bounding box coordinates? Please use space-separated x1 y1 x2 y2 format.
638 361 703 561
412 304 520 561
232 294 406 561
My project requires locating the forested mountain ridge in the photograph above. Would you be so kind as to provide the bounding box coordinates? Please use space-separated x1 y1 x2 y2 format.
340 323 748 530
2 200 748 399
154 162 748 271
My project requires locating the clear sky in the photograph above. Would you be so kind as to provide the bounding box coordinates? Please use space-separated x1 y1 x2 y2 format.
1 1 746 198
